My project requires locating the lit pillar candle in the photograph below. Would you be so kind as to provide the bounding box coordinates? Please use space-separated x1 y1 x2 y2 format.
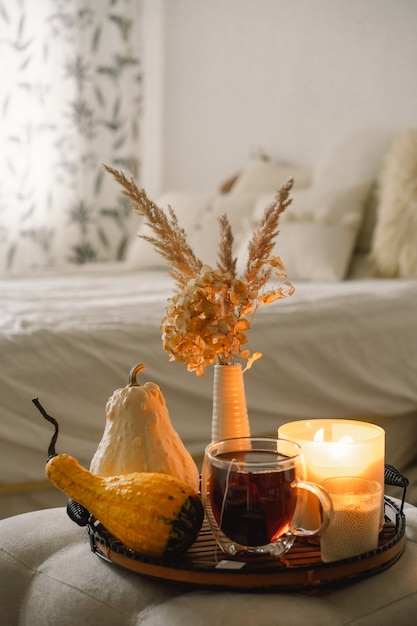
278 419 385 529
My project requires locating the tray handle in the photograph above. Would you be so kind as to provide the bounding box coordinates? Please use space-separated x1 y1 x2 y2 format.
385 464 409 513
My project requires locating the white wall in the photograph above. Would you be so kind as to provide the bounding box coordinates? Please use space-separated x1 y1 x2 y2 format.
141 0 417 196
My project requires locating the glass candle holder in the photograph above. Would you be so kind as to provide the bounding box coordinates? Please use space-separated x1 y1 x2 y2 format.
278 419 385 529
320 476 382 562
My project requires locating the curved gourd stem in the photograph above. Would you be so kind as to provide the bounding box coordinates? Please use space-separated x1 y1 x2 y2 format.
32 397 59 460
128 363 146 386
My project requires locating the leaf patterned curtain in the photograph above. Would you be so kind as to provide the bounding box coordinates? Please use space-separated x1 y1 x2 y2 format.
0 0 143 273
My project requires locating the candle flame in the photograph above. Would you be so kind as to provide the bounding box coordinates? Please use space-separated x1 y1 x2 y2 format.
314 428 324 442
339 435 354 444
313 428 354 444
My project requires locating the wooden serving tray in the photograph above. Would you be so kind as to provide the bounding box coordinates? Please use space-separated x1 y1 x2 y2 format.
87 496 406 590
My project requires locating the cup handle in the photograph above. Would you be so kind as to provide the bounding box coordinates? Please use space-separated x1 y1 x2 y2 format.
291 480 334 536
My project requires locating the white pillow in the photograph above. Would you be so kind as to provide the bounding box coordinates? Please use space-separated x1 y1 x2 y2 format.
273 221 358 281
237 183 371 281
231 158 311 194
237 221 357 281
126 191 212 270
253 184 370 226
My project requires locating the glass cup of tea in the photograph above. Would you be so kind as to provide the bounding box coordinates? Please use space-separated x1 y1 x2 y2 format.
202 437 334 559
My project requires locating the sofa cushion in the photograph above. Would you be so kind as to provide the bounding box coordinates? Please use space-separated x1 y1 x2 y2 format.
371 129 417 277
237 182 371 281
313 130 394 255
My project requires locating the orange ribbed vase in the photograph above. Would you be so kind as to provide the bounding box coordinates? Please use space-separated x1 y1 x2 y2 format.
211 364 251 442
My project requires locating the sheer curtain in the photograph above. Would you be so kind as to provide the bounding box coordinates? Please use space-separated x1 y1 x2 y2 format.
0 0 143 273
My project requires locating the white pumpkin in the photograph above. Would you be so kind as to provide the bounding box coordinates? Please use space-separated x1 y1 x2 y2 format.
90 364 200 492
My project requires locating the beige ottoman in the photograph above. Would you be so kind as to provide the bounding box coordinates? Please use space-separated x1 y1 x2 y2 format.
1 501 417 626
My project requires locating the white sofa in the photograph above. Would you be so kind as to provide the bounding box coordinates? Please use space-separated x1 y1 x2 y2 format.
1 129 417 520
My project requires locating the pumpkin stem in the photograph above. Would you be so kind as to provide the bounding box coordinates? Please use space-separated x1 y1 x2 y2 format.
128 363 146 386
32 397 59 460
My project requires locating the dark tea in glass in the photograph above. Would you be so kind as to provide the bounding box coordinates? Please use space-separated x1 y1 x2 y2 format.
202 437 333 558
209 450 297 546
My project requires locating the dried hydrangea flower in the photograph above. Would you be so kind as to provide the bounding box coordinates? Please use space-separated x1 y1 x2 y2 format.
161 264 294 376
106 165 295 375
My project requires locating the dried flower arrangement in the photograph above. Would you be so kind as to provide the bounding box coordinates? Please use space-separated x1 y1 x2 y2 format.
105 165 295 376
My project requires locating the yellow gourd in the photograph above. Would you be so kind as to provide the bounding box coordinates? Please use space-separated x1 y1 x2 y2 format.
90 364 200 493
33 398 204 557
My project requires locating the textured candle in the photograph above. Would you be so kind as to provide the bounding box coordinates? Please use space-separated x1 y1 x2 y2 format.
320 476 382 562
